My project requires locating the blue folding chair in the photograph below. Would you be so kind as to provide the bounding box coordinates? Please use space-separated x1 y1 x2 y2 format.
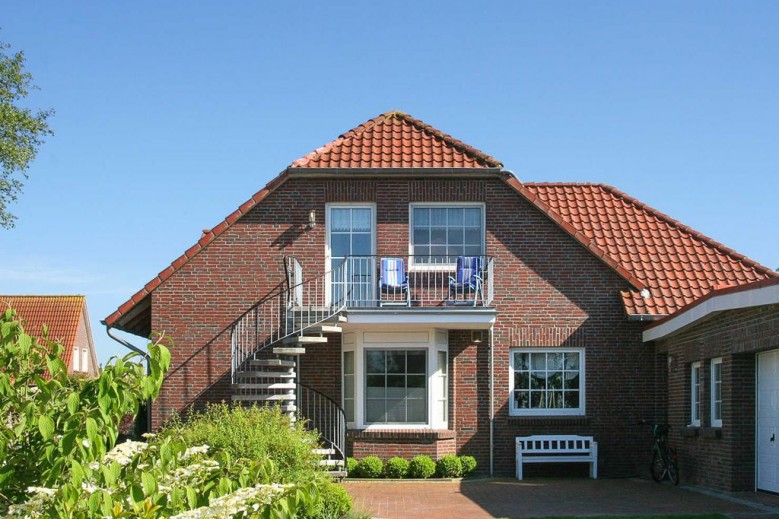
448 256 483 306
379 257 410 307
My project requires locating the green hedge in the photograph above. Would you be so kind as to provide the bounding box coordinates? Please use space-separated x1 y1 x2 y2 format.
348 454 477 479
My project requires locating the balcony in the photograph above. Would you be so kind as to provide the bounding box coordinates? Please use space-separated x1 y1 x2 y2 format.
287 255 495 310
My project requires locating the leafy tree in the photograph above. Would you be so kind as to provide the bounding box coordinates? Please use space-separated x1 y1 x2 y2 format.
0 37 53 229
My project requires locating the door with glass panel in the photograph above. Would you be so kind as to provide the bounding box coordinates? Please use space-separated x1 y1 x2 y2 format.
327 206 375 307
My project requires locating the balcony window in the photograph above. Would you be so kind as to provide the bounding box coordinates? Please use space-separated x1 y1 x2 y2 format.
411 204 484 265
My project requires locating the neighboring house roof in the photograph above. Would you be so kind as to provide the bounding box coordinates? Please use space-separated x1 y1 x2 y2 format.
290 111 503 169
642 277 779 342
103 111 777 332
519 183 777 317
0 295 97 374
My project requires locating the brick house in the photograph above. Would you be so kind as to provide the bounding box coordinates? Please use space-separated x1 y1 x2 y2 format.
644 278 779 491
103 111 777 483
3 295 99 377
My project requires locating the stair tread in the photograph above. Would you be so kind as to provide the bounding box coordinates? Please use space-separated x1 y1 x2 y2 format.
235 371 296 379
282 335 328 345
273 347 306 355
250 359 296 367
306 325 343 334
231 394 296 402
232 383 296 390
312 448 336 455
318 459 345 467
326 470 348 479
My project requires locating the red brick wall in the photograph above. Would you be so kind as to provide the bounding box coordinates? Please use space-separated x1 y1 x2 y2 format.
149 175 651 477
654 304 779 490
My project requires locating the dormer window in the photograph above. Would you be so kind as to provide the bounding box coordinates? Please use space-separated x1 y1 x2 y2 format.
410 204 484 266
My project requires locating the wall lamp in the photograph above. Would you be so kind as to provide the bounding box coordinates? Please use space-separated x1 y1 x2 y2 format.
307 209 316 229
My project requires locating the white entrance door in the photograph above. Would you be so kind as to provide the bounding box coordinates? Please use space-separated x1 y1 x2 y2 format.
758 349 779 492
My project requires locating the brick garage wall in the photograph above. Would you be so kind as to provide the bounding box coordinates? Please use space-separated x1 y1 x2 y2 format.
149 174 652 479
655 304 779 491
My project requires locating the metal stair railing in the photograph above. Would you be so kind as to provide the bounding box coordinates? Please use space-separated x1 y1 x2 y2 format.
297 383 347 471
231 257 348 383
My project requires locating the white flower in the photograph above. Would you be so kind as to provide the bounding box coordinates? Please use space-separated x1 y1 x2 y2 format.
82 439 91 448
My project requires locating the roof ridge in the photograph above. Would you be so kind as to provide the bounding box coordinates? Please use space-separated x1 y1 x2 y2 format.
597 184 778 279
290 111 502 168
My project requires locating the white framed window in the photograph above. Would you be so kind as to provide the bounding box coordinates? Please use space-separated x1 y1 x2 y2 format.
509 348 585 416
711 358 722 428
81 348 89 373
341 329 448 430
71 348 80 372
409 203 484 266
691 362 701 427
325 204 376 305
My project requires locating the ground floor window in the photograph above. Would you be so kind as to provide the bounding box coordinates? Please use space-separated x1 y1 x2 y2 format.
509 348 585 416
711 357 722 427
366 350 427 424
341 329 448 429
690 362 701 426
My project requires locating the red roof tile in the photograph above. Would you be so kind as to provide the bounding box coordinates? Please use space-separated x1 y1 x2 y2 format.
290 111 503 169
0 295 85 368
520 183 778 316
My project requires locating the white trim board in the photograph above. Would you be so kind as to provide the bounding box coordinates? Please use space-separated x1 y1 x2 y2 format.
643 283 779 342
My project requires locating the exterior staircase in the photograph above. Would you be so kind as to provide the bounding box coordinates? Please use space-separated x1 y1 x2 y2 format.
230 257 349 477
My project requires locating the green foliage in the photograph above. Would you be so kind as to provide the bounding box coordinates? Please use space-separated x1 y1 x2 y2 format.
0 37 54 229
0 307 170 510
384 457 410 479
299 479 352 519
408 455 436 479
354 456 383 478
459 455 477 476
161 403 323 484
435 454 463 478
346 457 358 476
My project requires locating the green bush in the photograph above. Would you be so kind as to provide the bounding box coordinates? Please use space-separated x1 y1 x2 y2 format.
460 455 478 476
384 457 410 478
300 479 352 519
355 456 383 478
436 454 463 477
408 455 436 479
162 403 322 483
346 457 358 475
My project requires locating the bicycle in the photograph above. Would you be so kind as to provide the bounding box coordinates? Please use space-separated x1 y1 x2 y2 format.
638 420 679 485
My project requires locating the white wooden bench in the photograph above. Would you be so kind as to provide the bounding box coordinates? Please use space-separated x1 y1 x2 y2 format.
515 435 598 480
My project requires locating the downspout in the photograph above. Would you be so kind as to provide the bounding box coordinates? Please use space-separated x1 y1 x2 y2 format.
489 325 495 476
104 324 153 433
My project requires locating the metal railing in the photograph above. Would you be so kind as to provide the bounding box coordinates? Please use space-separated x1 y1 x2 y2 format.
297 383 347 471
332 255 495 308
231 257 348 383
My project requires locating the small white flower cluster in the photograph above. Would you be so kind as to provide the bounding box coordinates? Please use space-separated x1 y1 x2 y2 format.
5 487 56 518
168 458 221 482
181 444 210 460
169 483 293 519
101 439 149 467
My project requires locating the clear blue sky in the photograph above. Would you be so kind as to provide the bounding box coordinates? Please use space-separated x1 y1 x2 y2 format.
3 2 778 364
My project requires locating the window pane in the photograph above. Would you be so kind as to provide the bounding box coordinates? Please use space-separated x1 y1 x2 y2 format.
352 209 371 232
464 228 481 245
564 373 579 389
407 352 426 373
531 353 547 371
448 208 463 225
437 351 447 375
330 234 350 258
515 372 530 390
414 208 429 226
564 391 580 409
448 228 464 244
414 245 430 258
352 234 372 255
366 351 385 373
413 228 430 245
344 351 354 374
344 376 354 399
407 399 426 422
564 353 579 370
386 352 406 374
366 376 385 398
386 400 405 422
515 352 529 371
431 228 446 245
331 209 350 232
514 390 529 409
407 374 426 389
366 400 385 422
464 208 481 226
431 208 446 226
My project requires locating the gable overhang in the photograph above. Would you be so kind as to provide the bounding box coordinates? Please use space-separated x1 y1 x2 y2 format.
642 278 779 342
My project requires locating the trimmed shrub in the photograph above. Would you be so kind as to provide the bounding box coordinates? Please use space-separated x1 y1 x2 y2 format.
346 457 358 475
408 455 436 479
384 457 410 478
460 455 478 476
301 479 353 519
355 456 384 478
436 454 463 477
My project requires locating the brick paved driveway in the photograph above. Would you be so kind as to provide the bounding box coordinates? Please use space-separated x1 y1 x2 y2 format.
345 478 779 519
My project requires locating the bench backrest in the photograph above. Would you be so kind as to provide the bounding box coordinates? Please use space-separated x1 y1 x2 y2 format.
516 435 594 454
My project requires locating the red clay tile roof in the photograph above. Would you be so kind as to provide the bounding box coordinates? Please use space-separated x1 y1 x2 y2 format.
519 183 778 316
290 111 503 169
0 295 85 368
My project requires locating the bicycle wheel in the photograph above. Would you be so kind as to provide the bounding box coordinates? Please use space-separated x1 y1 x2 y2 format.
650 450 666 482
668 460 679 485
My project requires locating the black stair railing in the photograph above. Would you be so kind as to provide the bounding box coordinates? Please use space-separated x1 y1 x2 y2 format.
297 383 347 471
